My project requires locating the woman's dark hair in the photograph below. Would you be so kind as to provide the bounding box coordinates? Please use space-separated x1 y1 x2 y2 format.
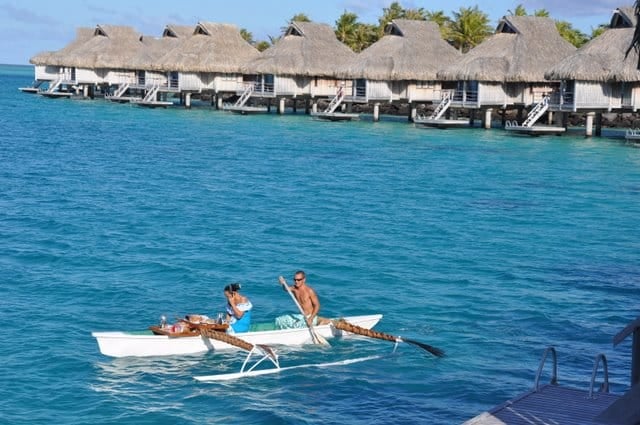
224 282 241 292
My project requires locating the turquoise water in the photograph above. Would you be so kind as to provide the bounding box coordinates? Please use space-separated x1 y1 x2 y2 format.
1 64 639 424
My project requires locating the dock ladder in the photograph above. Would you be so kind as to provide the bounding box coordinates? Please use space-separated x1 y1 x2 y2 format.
45 78 62 93
234 84 255 107
142 85 160 102
521 96 549 127
112 83 130 98
429 92 452 120
324 86 345 113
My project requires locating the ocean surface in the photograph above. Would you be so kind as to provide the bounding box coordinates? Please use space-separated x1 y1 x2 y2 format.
1 64 639 424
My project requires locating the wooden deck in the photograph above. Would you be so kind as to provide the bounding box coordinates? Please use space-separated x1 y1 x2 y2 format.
464 384 620 425
414 118 470 129
504 124 567 136
310 111 359 121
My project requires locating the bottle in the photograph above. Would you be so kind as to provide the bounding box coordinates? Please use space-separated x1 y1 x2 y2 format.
217 312 224 324
160 315 167 328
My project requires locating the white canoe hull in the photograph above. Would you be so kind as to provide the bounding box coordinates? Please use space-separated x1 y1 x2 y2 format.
92 314 382 358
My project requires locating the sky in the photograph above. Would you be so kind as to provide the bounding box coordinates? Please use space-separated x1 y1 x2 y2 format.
0 0 628 65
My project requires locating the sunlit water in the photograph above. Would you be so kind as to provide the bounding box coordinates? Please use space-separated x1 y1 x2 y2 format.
1 64 639 424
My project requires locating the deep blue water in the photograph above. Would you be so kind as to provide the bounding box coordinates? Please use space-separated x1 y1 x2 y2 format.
1 64 639 424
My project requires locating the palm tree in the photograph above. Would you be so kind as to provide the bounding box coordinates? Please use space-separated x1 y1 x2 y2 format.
240 29 254 45
425 10 452 39
335 11 359 47
555 20 588 47
448 6 492 53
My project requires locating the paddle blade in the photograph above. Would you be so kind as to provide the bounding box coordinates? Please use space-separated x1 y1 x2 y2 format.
402 338 445 358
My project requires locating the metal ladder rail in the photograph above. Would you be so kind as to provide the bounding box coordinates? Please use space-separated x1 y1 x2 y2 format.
429 93 451 120
522 96 549 127
589 353 610 398
46 78 62 93
324 88 345 113
113 83 130 98
143 85 159 102
234 84 254 107
534 346 558 391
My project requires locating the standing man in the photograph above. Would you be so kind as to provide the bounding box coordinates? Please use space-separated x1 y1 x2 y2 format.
277 270 331 328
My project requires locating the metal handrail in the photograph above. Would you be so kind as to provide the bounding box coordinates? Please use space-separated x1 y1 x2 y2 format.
589 353 610 398
534 346 558 391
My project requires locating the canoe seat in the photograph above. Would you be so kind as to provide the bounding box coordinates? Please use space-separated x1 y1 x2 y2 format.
249 322 277 332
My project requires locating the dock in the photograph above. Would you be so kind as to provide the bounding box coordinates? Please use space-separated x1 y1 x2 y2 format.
310 111 359 121
504 123 567 136
414 117 470 129
464 317 640 425
223 105 269 115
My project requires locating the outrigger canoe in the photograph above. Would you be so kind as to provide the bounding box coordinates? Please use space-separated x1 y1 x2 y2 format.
92 314 383 358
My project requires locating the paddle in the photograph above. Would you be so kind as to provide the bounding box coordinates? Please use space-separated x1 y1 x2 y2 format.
278 276 329 346
332 319 445 358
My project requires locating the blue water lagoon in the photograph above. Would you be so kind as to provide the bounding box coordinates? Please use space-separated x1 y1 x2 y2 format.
1 64 639 424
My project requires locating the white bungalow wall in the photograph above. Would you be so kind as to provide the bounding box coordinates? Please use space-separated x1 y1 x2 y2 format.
406 81 442 102
179 72 203 91
274 76 305 96
309 77 347 97
103 70 135 85
212 74 243 92
574 81 622 110
144 71 169 88
366 80 395 102
478 82 509 106
34 65 60 81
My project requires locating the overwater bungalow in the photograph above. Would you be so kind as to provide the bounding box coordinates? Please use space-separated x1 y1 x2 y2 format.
544 7 640 136
39 25 148 98
116 25 193 101
151 22 260 108
438 15 576 128
27 27 94 94
344 19 461 121
242 21 356 113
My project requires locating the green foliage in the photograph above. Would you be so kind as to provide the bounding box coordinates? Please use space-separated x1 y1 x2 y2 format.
240 29 254 45
335 11 377 52
448 6 492 52
555 20 589 47
590 24 607 40
255 41 271 52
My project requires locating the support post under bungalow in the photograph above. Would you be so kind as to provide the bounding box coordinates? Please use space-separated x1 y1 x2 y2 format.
585 112 595 137
409 102 416 122
595 112 602 137
278 98 286 114
217 95 223 110
484 108 493 129
373 103 380 122
184 92 191 109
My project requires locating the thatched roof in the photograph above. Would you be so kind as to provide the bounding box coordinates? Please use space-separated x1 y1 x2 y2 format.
544 29 640 82
29 27 94 66
43 25 145 69
243 21 356 77
128 25 192 69
544 7 640 82
438 15 576 82
152 22 259 72
345 19 460 80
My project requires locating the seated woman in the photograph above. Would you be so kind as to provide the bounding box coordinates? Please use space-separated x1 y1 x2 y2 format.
224 283 252 333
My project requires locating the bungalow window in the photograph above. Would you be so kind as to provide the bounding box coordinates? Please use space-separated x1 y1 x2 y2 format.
417 81 435 89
